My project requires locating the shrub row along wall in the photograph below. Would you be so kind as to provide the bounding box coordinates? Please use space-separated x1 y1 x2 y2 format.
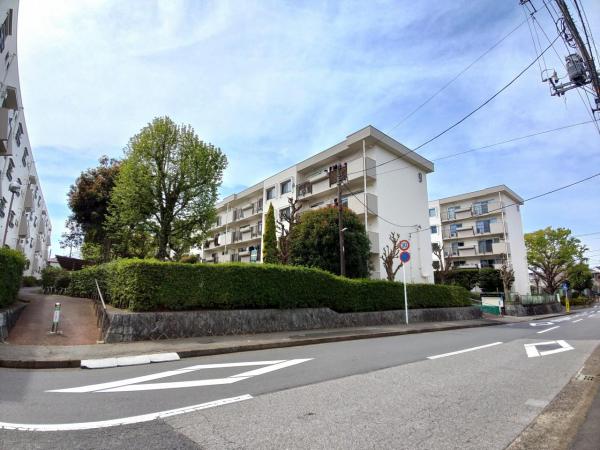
69 260 471 312
0 248 26 308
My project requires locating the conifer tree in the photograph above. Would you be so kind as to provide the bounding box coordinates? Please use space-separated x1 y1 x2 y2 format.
263 203 279 263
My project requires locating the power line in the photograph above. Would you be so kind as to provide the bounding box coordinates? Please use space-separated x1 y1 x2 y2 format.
575 231 600 237
347 35 560 178
375 119 597 178
343 169 600 234
387 17 529 132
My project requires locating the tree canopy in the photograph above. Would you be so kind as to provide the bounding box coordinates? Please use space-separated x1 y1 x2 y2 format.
289 206 370 278
108 117 227 260
524 227 587 294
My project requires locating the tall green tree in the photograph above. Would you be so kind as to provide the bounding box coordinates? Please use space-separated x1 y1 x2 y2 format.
525 227 587 294
108 117 227 260
262 203 279 263
59 218 84 258
568 262 593 292
67 156 120 260
289 206 370 278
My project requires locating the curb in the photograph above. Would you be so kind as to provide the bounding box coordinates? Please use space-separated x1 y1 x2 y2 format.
0 311 575 370
0 321 504 370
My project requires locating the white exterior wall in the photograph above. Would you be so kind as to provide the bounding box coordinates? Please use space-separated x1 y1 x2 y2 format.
200 126 435 284
371 144 433 283
0 0 51 277
500 193 529 295
428 200 442 267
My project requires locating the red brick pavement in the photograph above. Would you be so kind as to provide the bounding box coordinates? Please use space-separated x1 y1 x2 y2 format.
8 289 99 345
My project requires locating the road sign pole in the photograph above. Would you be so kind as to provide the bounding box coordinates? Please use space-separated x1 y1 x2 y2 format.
403 263 408 325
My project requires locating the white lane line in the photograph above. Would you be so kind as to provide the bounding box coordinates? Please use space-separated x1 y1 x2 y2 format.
48 360 287 393
537 326 560 334
427 342 503 360
0 395 252 431
573 319 584 323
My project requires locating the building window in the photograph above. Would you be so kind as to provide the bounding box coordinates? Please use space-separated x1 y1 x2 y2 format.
215 215 221 227
428 207 436 217
476 220 490 234
279 206 291 221
6 158 14 180
15 122 23 147
7 210 15 227
447 206 459 220
266 186 275 200
0 196 6 218
472 200 489 216
0 10 12 54
257 220 262 234
280 179 292 195
449 223 462 237
21 147 28 166
480 259 497 268
478 239 493 253
431 225 438 234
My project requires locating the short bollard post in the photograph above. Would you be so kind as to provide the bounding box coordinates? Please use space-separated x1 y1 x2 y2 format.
51 302 61 333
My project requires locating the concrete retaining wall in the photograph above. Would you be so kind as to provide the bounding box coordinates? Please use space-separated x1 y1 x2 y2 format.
103 306 482 343
505 302 564 317
0 302 26 341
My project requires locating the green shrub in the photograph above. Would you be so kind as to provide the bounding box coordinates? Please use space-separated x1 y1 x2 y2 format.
561 295 592 307
443 269 480 290
68 263 115 299
41 267 67 289
21 275 39 287
179 254 198 264
477 268 502 292
0 248 26 307
84 260 471 312
54 272 72 290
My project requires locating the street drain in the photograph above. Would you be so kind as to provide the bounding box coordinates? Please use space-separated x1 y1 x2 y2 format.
575 373 595 382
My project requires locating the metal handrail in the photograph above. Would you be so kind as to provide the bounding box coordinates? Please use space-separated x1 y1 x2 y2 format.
94 279 108 342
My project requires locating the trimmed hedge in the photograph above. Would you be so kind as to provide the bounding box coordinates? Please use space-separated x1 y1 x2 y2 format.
22 275 39 287
0 248 26 307
41 267 66 289
72 259 471 312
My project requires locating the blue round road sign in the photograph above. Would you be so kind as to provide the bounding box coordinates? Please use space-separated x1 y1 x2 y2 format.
400 251 410 263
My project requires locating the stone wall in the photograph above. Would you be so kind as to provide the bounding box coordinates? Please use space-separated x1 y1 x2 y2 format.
102 306 482 343
504 302 564 317
0 302 26 341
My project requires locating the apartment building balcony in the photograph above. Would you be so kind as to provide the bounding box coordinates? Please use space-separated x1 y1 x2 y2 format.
297 156 376 200
441 201 502 223
479 241 507 256
17 213 29 238
24 187 34 211
443 221 504 239
368 230 379 254
347 193 378 217
35 237 41 253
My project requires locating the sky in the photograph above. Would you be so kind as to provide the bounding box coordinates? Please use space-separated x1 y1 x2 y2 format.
16 0 600 264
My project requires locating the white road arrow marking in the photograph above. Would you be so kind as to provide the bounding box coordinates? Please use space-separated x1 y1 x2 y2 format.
427 342 503 360
47 359 313 393
0 395 252 431
524 340 574 358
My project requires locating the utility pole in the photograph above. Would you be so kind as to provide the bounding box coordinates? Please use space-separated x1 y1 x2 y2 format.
521 0 600 114
330 162 348 277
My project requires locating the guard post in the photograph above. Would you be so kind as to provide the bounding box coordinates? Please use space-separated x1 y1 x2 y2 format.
51 302 61 333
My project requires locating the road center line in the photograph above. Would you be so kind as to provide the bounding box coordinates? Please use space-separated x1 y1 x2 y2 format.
427 342 503 360
537 326 560 334
573 319 584 323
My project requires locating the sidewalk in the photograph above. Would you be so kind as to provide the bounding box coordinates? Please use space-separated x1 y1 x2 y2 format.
7 288 99 346
0 306 568 369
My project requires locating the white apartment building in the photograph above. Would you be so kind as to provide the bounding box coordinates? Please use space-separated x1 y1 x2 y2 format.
200 125 435 283
428 185 529 294
0 0 51 277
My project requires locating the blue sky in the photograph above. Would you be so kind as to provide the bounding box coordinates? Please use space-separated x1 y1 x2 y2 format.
17 0 600 264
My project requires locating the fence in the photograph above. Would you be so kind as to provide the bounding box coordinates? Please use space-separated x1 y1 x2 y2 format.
90 279 109 342
508 293 558 305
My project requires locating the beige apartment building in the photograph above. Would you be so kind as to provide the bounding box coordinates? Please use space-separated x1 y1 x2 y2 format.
429 185 529 294
0 0 51 277
199 125 435 284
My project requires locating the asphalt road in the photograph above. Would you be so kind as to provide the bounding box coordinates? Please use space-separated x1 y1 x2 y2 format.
1 306 599 449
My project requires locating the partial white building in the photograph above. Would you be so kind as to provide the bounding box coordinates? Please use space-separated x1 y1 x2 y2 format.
200 125 435 283
428 185 529 295
0 0 51 277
